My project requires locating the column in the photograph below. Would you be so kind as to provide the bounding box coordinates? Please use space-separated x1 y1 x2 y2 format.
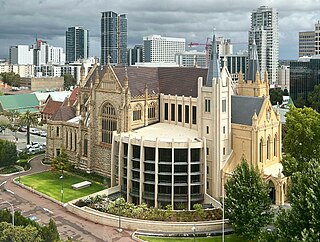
154 138 159 208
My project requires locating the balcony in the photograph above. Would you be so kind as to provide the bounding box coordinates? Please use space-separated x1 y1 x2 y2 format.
174 194 188 202
158 180 172 186
144 180 155 185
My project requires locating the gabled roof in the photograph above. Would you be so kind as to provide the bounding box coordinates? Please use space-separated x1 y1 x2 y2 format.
231 95 264 125
42 99 63 115
69 87 79 106
51 106 76 122
45 91 71 103
0 93 39 113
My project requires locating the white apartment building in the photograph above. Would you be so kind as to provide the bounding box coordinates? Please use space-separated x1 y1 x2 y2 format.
33 40 65 65
9 45 34 65
249 5 279 84
143 35 185 63
0 64 34 77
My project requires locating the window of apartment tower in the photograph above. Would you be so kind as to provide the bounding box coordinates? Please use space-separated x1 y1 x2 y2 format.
178 104 182 122
164 103 168 120
101 102 117 144
205 99 211 113
148 102 156 119
192 106 197 124
222 99 227 112
133 104 142 121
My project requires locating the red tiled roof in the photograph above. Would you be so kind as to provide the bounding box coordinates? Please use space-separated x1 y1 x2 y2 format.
42 99 63 115
51 106 76 121
69 87 79 106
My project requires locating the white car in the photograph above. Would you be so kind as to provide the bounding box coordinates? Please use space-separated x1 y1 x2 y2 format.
31 142 40 148
40 131 47 137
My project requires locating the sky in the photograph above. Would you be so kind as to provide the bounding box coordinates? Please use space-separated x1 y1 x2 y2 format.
0 0 319 60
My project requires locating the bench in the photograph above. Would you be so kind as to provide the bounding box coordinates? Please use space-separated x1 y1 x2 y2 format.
71 181 92 190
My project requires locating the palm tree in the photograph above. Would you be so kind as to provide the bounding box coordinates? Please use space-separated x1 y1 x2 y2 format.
19 110 38 144
4 110 20 140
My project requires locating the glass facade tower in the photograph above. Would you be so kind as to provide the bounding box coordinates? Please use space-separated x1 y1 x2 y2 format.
101 11 127 66
66 27 89 63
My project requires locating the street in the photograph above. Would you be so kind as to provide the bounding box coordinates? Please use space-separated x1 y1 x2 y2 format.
0 138 133 241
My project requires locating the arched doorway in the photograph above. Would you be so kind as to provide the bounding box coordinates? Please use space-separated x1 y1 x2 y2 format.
269 180 276 204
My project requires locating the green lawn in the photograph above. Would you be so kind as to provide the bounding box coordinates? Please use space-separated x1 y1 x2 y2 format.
138 234 248 242
19 170 105 202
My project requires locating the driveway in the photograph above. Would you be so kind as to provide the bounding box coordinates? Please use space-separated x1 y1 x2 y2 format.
0 154 133 242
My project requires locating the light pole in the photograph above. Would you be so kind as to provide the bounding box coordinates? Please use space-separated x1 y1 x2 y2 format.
59 172 64 203
0 201 14 226
117 197 123 232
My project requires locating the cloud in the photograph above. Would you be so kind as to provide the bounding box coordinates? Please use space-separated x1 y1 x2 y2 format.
0 0 319 59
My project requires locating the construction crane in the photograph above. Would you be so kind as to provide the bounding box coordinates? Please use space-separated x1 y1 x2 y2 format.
188 37 211 68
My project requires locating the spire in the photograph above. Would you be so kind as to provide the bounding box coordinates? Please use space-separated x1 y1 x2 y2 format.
206 29 221 86
246 36 260 82
80 64 85 86
124 66 129 89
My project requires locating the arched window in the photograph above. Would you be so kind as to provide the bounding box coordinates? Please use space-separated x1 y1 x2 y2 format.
148 102 156 119
274 134 277 157
133 104 142 121
267 136 271 160
259 138 263 162
101 102 117 144
65 129 68 149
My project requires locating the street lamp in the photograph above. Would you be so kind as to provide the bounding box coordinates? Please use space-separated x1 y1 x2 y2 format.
0 201 14 226
59 173 64 203
117 197 123 233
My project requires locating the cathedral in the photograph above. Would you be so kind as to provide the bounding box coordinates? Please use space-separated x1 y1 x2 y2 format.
47 34 287 210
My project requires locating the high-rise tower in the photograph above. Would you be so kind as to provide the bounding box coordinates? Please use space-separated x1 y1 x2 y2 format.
249 5 279 84
101 11 127 66
66 26 89 63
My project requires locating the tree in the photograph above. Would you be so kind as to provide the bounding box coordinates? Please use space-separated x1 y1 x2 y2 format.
51 148 71 172
274 159 320 241
41 218 60 242
0 72 21 87
5 110 20 140
19 110 38 144
63 74 76 90
224 159 272 240
269 87 284 105
0 140 17 167
307 84 320 112
0 222 42 242
282 106 320 176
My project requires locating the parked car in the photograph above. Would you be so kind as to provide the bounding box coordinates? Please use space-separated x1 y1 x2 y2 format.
18 126 27 132
31 141 40 148
40 131 47 137
30 128 40 135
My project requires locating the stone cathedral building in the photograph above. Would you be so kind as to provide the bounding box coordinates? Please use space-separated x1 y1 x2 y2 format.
47 35 287 210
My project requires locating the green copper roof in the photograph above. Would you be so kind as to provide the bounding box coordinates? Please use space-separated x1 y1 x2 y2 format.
0 93 39 113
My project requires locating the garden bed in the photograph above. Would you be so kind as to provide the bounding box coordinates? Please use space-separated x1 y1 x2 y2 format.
0 165 21 174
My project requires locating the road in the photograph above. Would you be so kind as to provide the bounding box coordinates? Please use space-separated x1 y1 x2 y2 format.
0 155 133 241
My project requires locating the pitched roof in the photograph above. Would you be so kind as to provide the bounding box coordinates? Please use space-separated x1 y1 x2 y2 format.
46 91 71 102
0 93 39 112
51 106 76 122
69 87 79 106
231 95 265 125
42 99 63 115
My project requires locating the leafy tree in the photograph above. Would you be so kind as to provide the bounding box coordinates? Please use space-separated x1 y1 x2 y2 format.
224 159 272 240
0 222 42 242
274 159 320 241
282 106 320 176
269 87 284 105
41 218 60 242
0 72 21 87
4 110 20 140
63 74 76 90
51 148 71 174
294 96 306 108
283 89 289 96
19 110 38 144
0 139 17 167
307 84 320 112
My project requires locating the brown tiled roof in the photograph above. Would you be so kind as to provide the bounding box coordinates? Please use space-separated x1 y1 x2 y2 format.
85 65 208 98
42 100 63 115
69 87 79 106
51 106 76 121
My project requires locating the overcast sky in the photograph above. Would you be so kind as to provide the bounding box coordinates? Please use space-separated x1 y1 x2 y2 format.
0 0 319 60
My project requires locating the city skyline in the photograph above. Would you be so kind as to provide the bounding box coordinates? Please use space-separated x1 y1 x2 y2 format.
0 0 319 60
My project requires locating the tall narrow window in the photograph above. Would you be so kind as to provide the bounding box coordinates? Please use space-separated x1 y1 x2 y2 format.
171 103 175 121
65 130 68 148
178 104 182 122
83 138 88 157
101 102 117 144
205 99 211 113
206 126 209 134
223 126 226 134
56 127 60 137
192 106 197 124
70 132 73 150
185 105 189 123
74 133 77 151
148 102 156 119
259 138 263 162
267 136 271 160
164 103 168 120
133 104 142 121
222 99 226 112
274 134 277 157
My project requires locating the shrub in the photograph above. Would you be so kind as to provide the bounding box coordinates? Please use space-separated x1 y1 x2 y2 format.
0 140 17 167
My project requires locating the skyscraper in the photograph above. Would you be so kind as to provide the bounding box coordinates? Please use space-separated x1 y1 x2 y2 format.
101 11 127 66
249 5 279 84
66 27 89 63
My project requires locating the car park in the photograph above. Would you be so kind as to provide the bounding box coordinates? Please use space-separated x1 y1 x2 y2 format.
40 131 47 137
18 126 27 132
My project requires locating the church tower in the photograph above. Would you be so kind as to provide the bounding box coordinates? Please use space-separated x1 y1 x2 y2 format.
198 32 232 199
